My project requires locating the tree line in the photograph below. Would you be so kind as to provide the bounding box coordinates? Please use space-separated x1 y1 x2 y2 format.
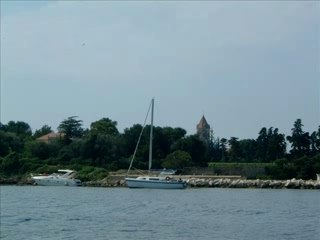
0 117 319 179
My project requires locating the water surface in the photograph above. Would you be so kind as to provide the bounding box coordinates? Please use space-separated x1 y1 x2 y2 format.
1 186 319 240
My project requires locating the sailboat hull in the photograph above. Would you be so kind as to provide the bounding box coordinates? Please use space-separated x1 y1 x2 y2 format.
125 177 187 189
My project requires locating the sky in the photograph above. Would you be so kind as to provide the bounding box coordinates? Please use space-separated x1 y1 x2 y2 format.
0 1 319 140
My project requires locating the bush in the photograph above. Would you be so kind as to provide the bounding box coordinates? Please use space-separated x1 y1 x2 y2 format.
265 159 296 180
77 166 108 181
0 152 22 176
34 165 59 174
19 157 42 174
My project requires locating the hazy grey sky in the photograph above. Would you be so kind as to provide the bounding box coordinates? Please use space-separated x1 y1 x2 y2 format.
1 1 319 140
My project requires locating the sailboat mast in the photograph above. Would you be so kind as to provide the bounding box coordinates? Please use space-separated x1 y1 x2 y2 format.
148 98 154 172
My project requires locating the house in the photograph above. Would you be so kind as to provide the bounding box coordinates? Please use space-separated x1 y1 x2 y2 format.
36 132 65 143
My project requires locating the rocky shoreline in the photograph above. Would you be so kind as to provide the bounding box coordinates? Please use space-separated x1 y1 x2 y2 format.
186 178 320 189
83 177 320 189
1 176 320 189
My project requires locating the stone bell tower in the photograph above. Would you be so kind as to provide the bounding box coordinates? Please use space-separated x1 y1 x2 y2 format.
196 115 211 143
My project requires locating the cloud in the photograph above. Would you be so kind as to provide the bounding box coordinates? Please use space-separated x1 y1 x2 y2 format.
1 1 319 137
2 1 318 77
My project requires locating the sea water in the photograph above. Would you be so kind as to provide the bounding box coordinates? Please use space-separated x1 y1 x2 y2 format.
1 186 319 240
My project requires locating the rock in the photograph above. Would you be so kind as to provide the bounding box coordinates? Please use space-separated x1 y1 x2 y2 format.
269 180 282 188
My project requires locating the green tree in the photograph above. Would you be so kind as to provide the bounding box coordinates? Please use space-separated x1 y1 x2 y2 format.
55 139 86 164
2 121 32 139
265 158 296 180
0 131 11 157
208 137 228 162
0 152 22 175
0 131 24 156
267 128 286 161
172 135 208 166
310 126 320 156
121 125 187 169
287 119 310 157
25 141 50 160
220 138 228 161
122 124 147 158
84 117 124 167
162 150 191 169
90 118 119 136
58 116 84 144
238 139 257 162
256 127 286 162
228 137 241 162
83 134 121 167
33 125 52 138
256 127 268 162
150 127 187 166
208 137 220 162
293 156 317 179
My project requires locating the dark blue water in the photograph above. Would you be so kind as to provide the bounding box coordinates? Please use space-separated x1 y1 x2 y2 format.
1 186 319 240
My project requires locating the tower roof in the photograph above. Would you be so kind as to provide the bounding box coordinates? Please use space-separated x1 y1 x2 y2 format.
197 115 210 129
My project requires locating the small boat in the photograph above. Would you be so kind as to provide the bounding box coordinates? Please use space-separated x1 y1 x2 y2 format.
317 174 320 182
31 169 82 186
125 98 187 189
159 168 177 175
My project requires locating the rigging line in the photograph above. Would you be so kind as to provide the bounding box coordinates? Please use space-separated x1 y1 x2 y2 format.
126 99 153 176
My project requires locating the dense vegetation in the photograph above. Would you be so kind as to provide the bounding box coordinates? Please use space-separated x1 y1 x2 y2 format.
0 117 319 180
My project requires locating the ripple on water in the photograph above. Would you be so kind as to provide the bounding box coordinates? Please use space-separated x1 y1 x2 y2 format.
1 186 319 240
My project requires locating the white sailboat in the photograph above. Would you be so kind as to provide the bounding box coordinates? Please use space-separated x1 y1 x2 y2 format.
125 98 187 189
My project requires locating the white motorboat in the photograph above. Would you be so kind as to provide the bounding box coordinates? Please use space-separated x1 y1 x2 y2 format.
31 169 82 186
317 174 320 182
125 98 187 189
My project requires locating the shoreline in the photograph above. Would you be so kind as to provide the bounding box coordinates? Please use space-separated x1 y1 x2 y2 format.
2 176 319 189
83 176 320 189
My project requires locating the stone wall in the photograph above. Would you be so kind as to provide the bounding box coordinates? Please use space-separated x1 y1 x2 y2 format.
183 166 266 179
